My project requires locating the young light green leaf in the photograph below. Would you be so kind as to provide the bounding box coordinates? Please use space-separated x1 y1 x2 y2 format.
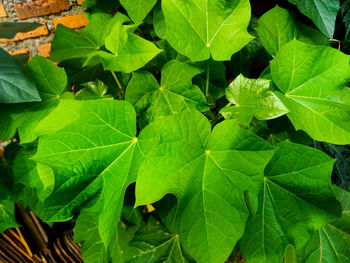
0 200 19 233
0 56 70 143
75 80 112 100
84 13 162 73
288 0 339 38
270 40 350 144
120 0 157 23
126 60 208 126
162 0 254 61
298 187 350 262
220 74 288 126
124 216 187 263
0 48 41 104
257 6 328 56
34 100 158 247
50 24 99 62
136 111 275 263
240 141 342 263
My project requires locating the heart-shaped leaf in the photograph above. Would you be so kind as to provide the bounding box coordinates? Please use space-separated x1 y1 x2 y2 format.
162 0 254 61
34 100 157 249
136 110 275 263
270 40 350 144
126 60 208 126
240 141 342 263
220 74 288 126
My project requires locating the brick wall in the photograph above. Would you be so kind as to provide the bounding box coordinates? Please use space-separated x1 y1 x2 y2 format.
0 0 88 59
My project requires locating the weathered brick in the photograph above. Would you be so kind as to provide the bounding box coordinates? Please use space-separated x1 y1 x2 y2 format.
77 0 85 5
53 14 89 29
14 0 70 20
37 43 51 58
0 22 49 43
0 3 7 18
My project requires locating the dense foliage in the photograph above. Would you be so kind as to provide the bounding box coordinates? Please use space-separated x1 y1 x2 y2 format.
1 0 350 262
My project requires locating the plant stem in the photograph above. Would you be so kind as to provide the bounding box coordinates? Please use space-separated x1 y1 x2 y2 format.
205 62 210 97
110 70 123 97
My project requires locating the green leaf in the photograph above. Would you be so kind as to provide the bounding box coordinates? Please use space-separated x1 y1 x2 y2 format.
0 56 70 143
124 216 187 262
0 48 41 104
270 40 350 144
136 111 275 263
298 187 350 262
84 13 162 73
220 74 288 126
126 60 208 126
162 0 254 61
0 200 19 233
288 0 339 38
257 6 328 56
34 100 157 247
240 141 342 263
51 24 99 62
153 2 166 38
120 0 157 23
82 12 117 47
0 22 41 38
75 80 112 100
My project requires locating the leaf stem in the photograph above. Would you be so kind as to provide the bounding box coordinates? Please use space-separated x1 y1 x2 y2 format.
110 70 123 98
205 62 210 97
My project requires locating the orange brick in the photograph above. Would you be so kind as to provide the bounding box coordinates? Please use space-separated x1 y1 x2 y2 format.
77 0 85 5
37 43 51 58
0 22 49 43
0 3 7 18
14 0 70 19
53 13 89 29
9 49 32 60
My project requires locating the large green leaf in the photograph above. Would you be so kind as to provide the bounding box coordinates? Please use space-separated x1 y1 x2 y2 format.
161 0 254 61
0 56 70 143
120 0 157 23
0 48 41 104
126 60 208 126
257 6 328 56
240 141 342 263
220 74 288 126
124 216 187 262
0 200 19 233
0 22 41 38
298 187 350 262
270 40 350 144
288 0 339 38
84 13 162 73
50 24 99 62
34 100 157 248
136 111 275 263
